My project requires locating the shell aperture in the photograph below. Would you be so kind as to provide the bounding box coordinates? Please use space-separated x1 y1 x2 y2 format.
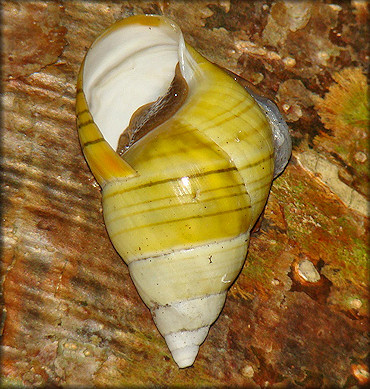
117 63 189 155
76 14 291 368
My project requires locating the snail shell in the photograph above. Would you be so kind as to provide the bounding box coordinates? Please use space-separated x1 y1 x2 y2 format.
76 15 291 368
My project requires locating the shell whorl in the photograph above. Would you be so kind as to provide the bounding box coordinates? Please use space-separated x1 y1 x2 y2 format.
76 15 290 368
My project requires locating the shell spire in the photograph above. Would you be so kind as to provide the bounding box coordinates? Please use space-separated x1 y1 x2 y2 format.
76 15 291 367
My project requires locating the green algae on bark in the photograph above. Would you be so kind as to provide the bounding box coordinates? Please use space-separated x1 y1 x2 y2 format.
267 161 368 316
314 67 369 199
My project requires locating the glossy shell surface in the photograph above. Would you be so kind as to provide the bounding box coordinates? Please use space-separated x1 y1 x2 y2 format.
76 14 290 368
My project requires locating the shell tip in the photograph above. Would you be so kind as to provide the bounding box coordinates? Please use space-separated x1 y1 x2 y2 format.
172 345 199 368
164 326 209 368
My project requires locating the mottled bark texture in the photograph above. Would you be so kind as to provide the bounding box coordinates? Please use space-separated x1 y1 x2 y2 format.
1 1 368 387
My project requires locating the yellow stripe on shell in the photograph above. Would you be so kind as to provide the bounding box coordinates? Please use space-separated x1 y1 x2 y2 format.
76 63 137 186
103 121 252 261
177 49 274 224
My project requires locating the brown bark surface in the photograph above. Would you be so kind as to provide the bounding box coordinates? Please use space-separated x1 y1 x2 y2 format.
1 1 368 387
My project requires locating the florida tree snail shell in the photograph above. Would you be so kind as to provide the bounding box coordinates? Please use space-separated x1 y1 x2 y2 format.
76 15 291 368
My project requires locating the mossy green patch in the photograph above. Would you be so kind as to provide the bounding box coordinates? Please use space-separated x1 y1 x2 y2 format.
341 87 369 130
0 378 26 387
335 239 368 285
243 250 275 284
271 163 368 288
